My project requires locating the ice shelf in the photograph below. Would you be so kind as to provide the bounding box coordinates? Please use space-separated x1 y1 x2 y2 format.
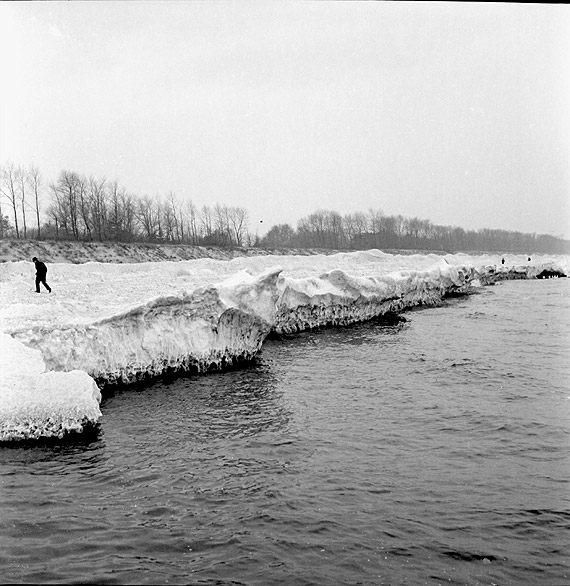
0 251 567 441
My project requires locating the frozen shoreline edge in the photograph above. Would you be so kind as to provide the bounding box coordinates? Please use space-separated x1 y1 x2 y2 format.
0 258 566 442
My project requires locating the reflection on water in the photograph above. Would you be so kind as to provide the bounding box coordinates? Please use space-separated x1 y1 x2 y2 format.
101 359 291 442
0 432 104 470
0 279 569 586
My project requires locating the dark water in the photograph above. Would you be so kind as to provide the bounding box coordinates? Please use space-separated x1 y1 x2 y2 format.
1 279 569 585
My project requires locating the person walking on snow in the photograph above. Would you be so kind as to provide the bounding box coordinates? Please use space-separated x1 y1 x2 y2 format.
32 257 51 293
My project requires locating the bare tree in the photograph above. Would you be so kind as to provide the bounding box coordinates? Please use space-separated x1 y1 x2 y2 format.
228 206 249 246
48 180 70 238
368 208 384 248
76 174 92 240
213 203 231 245
200 205 214 241
154 195 165 241
121 191 136 241
393 215 406 243
0 163 20 238
327 210 344 249
28 166 43 239
53 170 83 239
297 210 325 248
16 166 29 239
164 192 182 242
162 192 178 242
88 176 108 241
185 200 199 244
378 215 397 247
107 181 126 241
137 195 157 241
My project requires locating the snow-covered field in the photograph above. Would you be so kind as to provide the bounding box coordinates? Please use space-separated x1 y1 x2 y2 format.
1 250 568 441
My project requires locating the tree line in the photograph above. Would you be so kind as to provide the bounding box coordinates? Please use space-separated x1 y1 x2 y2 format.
259 209 570 254
0 163 249 247
1 162 569 254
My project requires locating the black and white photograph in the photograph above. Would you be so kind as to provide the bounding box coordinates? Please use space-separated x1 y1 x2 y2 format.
0 2 569 585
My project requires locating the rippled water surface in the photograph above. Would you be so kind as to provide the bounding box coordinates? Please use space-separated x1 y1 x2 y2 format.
1 279 569 585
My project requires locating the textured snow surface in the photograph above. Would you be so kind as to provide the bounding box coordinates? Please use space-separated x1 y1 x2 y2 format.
0 250 567 441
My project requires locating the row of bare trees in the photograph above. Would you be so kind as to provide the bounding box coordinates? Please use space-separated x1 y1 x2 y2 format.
0 163 43 240
260 209 570 254
1 164 250 247
2 162 569 253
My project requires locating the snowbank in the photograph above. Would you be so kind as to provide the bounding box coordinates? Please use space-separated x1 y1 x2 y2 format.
0 250 567 441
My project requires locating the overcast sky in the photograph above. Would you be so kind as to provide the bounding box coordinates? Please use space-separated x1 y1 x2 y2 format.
1 2 569 238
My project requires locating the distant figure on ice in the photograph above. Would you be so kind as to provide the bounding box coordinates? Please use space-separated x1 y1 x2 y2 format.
501 258 505 265
528 257 531 262
32 257 51 293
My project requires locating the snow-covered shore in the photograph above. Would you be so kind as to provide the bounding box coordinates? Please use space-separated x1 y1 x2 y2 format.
1 250 568 441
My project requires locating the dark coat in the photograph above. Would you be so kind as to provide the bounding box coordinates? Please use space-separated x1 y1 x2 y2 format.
34 260 48 278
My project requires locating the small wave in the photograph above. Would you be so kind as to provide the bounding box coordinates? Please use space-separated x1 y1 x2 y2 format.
441 549 502 563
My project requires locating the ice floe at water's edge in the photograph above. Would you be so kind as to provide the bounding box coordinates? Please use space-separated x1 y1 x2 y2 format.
0 333 102 441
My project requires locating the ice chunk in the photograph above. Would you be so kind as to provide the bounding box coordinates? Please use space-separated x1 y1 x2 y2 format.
0 333 101 441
